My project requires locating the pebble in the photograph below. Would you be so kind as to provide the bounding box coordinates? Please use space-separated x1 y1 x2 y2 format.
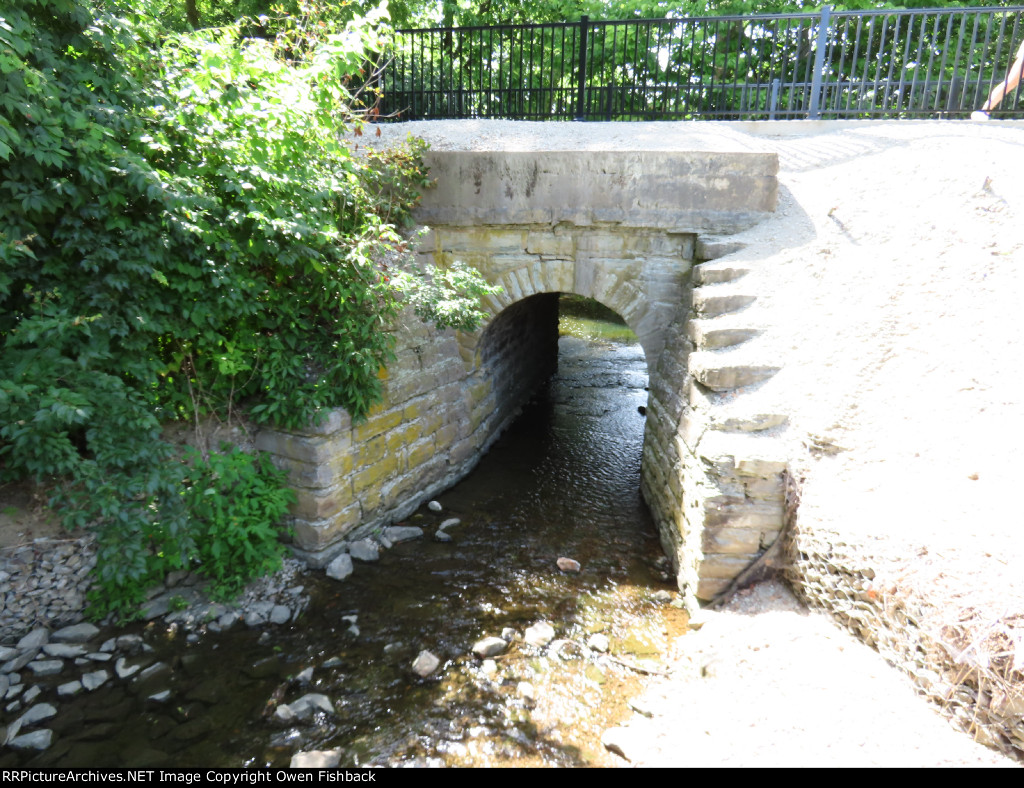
26 660 64 678
412 650 441 677
17 629 49 651
17 702 57 727
472 636 509 658
287 693 335 720
9 728 52 751
434 530 453 543
57 681 82 697
587 633 610 653
556 557 581 573
114 658 142 679
51 623 100 643
42 643 86 659
524 622 556 648
427 501 443 512
384 525 425 543
326 553 354 582
349 540 380 563
81 670 109 691
291 750 342 768
439 518 461 531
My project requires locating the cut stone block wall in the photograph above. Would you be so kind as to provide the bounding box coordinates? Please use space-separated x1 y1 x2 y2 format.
254 294 559 566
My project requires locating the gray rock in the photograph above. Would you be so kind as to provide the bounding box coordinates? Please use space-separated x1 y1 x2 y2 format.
348 539 379 562
99 638 117 653
427 500 443 512
291 750 342 768
295 667 314 685
86 652 112 662
147 690 172 703
0 674 8 698
9 728 52 751
472 637 508 658
115 634 144 653
439 518 461 531
27 660 64 677
51 623 100 643
22 685 40 704
289 693 335 720
270 605 292 625
82 670 110 691
140 595 172 620
114 657 142 679
135 661 170 684
249 601 275 618
652 590 673 604
0 646 17 662
6 684 24 700
500 628 517 642
412 650 441 677
326 553 353 581
43 643 87 659
17 628 49 651
272 704 296 724
17 702 57 728
524 622 556 648
384 525 424 544
2 718 21 745
57 681 82 697
3 649 39 674
217 612 239 630
245 610 268 628
433 530 453 543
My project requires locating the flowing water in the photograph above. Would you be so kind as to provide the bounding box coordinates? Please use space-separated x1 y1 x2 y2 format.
18 306 688 768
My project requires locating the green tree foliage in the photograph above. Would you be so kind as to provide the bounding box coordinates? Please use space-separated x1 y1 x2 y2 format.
0 0 490 617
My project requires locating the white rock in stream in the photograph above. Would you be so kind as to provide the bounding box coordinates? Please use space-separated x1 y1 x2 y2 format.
9 728 52 751
587 633 610 653
325 554 353 582
412 650 441 677
524 622 556 648
290 693 335 719
385 525 424 543
427 501 443 512
556 557 581 573
472 637 508 658
348 539 379 562
291 750 342 768
439 518 461 531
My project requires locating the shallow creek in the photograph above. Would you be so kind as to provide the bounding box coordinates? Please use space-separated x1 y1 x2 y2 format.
17 310 688 767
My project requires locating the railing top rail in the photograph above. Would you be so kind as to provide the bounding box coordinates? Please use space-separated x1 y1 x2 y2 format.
396 20 584 35
396 4 1024 35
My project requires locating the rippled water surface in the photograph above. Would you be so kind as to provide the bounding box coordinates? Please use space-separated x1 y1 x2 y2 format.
23 315 687 767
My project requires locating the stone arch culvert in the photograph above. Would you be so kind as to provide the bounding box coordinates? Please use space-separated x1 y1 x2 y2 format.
256 150 787 611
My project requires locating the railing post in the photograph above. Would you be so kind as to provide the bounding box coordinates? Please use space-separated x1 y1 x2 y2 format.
808 4 832 119
575 15 590 121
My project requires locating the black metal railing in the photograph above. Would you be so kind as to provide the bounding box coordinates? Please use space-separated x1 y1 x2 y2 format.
378 5 1024 121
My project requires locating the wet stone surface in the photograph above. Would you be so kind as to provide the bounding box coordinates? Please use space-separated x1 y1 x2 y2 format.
1 317 687 767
